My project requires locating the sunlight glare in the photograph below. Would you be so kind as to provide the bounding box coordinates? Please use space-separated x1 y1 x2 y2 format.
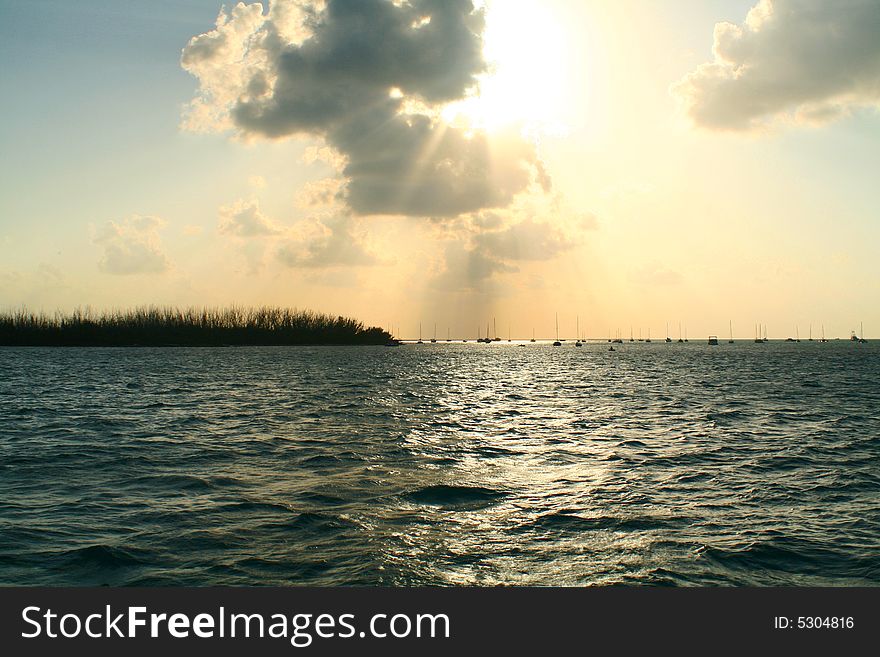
443 1 571 134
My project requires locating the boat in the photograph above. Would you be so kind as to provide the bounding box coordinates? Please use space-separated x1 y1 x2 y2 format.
630 326 634 343
508 324 512 342
576 316 582 347
447 327 452 342
553 314 562 346
820 325 827 343
678 322 683 343
492 318 501 341
417 323 424 344
728 320 734 344
480 321 491 343
646 328 652 343
708 335 719 345
754 323 763 343
665 323 672 343
430 323 437 343
531 328 536 343
853 322 868 343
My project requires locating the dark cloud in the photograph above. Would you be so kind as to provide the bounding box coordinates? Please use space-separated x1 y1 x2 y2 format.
183 0 547 218
673 0 880 131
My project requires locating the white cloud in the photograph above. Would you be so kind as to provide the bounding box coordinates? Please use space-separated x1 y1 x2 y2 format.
277 215 381 268
673 0 880 131
248 175 268 189
94 215 170 275
218 198 282 237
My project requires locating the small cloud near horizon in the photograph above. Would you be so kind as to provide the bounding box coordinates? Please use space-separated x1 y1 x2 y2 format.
94 215 170 276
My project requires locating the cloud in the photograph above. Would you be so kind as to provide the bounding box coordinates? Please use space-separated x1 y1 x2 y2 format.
435 239 516 288
94 215 170 275
296 177 346 210
248 175 268 189
182 0 547 217
277 215 381 268
433 210 595 289
473 213 595 262
218 198 283 237
673 0 880 131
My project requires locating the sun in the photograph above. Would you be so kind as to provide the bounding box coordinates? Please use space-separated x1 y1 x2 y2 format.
443 0 570 134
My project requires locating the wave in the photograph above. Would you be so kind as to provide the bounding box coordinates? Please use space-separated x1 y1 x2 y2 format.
404 485 506 509
524 511 683 533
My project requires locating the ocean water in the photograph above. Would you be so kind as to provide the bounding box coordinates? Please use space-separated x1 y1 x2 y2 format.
1 341 878 586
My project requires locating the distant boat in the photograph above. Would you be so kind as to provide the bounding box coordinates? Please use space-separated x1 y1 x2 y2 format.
796 326 800 343
430 323 437 343
708 335 719 345
531 328 536 343
728 320 734 344
417 323 424 344
809 324 813 341
630 326 634 343
854 322 867 343
553 313 562 346
480 320 491 343
820 325 827 343
576 316 582 346
665 323 672 343
678 322 683 343
754 323 763 344
447 327 451 342
492 318 501 341
646 328 652 343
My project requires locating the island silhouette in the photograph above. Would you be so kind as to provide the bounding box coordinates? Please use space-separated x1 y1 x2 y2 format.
0 306 391 347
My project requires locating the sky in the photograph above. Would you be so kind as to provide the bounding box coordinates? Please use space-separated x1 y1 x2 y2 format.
1 0 878 340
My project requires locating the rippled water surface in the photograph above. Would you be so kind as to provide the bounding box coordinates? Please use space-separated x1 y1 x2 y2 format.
1 342 878 586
